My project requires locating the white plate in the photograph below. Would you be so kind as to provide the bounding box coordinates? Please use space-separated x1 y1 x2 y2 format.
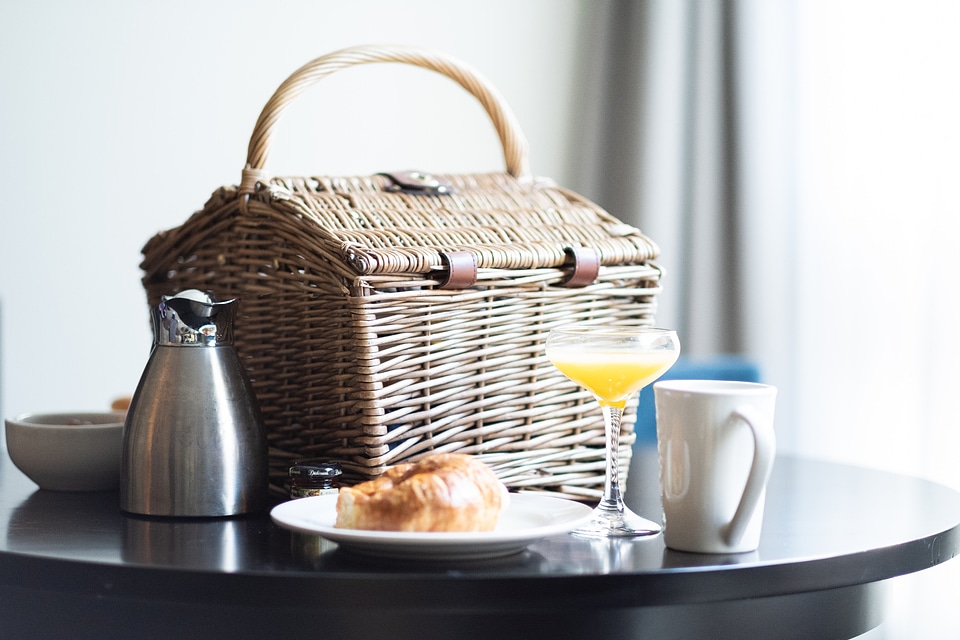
270 493 593 561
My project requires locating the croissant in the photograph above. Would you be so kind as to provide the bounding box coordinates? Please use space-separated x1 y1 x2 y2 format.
335 453 507 532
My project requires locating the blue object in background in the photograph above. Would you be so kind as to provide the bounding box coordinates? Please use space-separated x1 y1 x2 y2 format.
634 355 762 445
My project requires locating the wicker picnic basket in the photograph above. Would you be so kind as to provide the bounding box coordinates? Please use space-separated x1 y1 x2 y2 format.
139 45 662 500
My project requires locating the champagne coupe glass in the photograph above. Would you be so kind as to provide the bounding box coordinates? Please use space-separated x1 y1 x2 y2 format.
546 326 680 537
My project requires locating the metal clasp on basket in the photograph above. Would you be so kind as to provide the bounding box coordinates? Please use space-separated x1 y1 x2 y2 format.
379 170 455 195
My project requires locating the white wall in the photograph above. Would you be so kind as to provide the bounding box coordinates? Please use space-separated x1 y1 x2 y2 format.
0 0 583 418
790 2 960 637
793 0 960 494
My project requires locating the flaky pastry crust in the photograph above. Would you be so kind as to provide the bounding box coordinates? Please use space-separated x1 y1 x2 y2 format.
334 453 507 532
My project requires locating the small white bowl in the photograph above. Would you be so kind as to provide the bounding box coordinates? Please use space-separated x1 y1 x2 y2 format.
5 412 125 491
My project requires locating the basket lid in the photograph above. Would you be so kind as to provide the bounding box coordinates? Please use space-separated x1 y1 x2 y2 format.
238 171 658 278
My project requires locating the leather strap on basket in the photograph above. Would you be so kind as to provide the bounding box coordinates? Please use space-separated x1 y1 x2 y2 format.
434 251 478 289
560 246 601 287
239 45 532 197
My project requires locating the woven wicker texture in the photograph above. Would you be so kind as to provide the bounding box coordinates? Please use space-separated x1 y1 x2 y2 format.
140 45 662 500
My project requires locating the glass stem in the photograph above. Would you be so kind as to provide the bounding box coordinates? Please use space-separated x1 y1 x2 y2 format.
598 403 626 514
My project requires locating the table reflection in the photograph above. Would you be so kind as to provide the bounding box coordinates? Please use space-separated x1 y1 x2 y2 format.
121 513 271 570
7 489 123 561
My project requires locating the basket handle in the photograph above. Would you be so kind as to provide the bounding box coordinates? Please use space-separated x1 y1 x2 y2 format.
239 44 532 196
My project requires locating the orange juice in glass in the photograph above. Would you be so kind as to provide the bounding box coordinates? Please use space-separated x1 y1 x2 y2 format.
546 327 679 537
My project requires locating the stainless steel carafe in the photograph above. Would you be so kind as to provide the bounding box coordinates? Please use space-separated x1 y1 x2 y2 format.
120 290 268 517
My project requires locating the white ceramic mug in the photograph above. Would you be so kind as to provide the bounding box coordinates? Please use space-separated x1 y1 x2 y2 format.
654 380 777 553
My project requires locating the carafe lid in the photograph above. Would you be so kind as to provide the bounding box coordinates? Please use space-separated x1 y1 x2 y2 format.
152 289 237 346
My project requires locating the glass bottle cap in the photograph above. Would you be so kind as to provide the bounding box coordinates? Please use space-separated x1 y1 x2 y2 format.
289 460 343 479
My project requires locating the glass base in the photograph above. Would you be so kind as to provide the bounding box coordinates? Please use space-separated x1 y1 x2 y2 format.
571 504 662 538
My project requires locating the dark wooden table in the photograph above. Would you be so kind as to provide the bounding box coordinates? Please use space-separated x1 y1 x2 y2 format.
1 443 958 640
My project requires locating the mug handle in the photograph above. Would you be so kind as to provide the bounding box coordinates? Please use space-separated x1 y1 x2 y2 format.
722 404 776 547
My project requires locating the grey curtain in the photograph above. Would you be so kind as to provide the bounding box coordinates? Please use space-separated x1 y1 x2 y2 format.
569 0 746 357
